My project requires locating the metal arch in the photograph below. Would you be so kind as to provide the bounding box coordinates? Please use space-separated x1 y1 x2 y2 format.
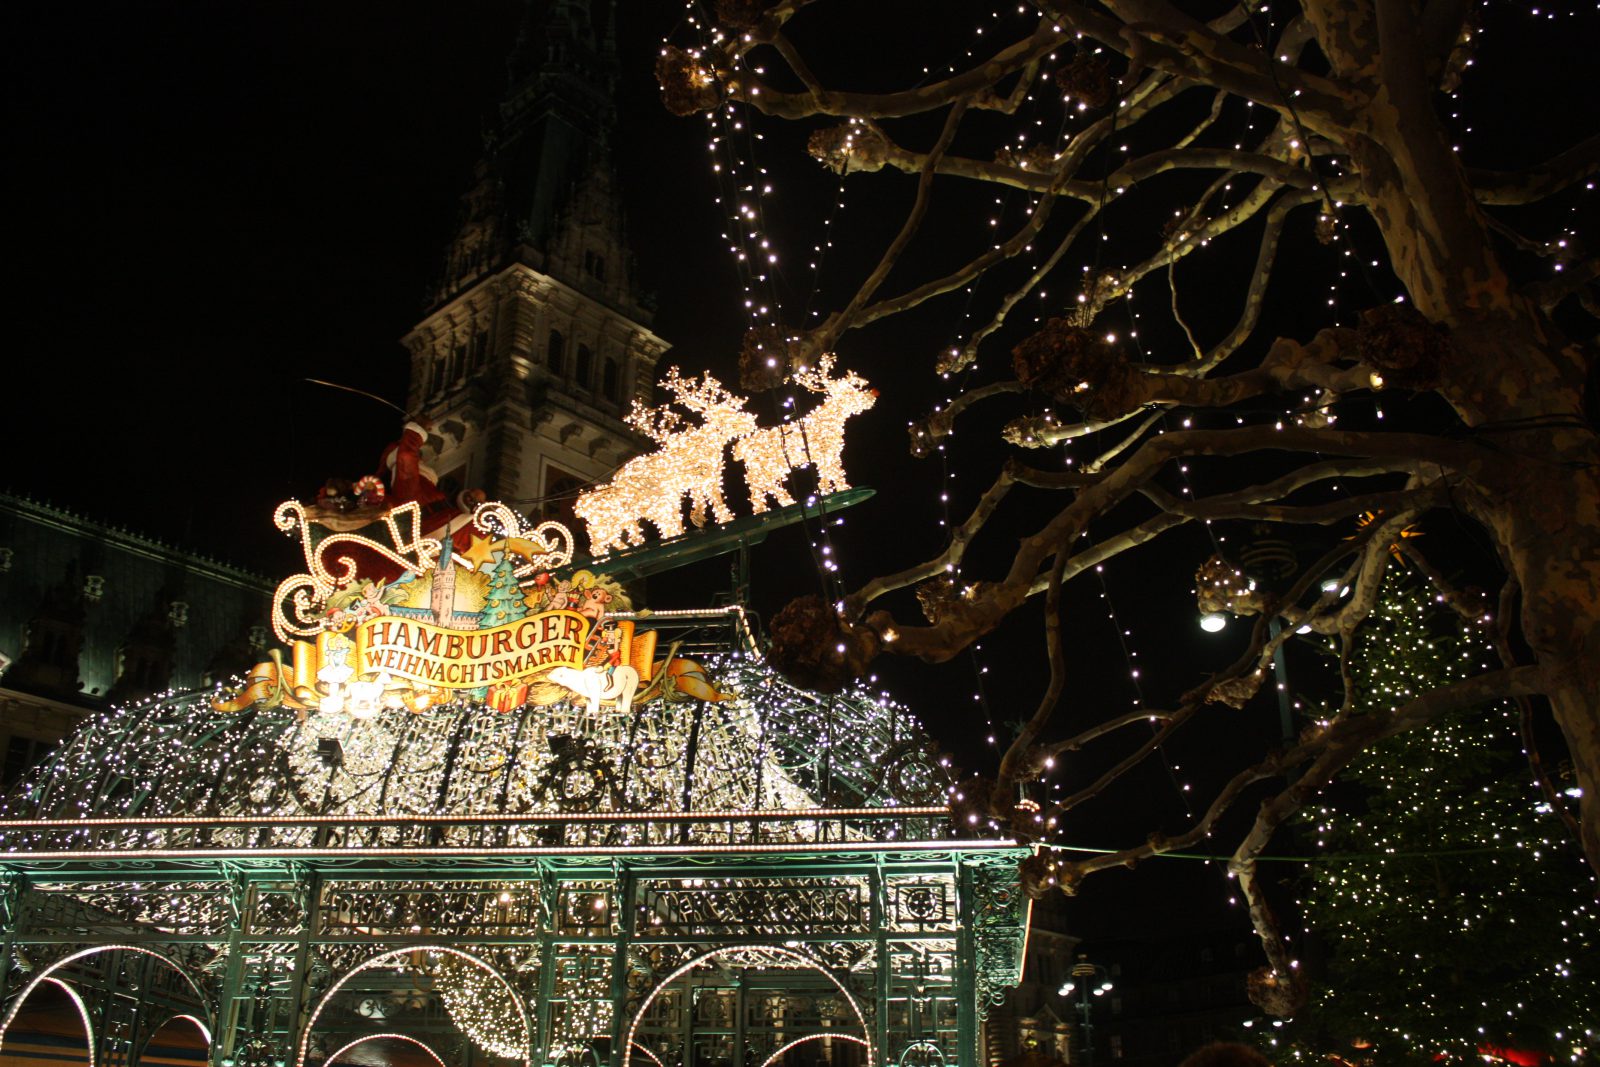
138 1011 212 1062
0 944 211 1054
629 1041 668 1067
324 1032 448 1067
622 945 876 1067
895 1040 948 1067
297 944 533 1067
41 978 96 1067
759 1032 872 1067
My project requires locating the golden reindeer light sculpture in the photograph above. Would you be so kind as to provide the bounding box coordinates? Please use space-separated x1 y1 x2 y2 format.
733 355 878 513
576 369 758 556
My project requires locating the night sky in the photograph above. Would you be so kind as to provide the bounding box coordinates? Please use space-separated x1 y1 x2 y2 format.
7 1 1593 941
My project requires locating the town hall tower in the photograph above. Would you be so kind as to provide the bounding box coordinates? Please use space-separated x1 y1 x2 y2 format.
403 0 668 521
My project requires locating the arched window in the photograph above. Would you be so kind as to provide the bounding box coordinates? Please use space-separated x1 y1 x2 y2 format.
548 330 565 374
576 344 593 387
472 329 489 369
602 358 619 401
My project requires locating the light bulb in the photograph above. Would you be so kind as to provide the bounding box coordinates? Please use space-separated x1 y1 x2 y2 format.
1200 612 1228 632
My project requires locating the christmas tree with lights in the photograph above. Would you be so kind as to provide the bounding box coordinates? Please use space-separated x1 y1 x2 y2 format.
480 550 529 629
1271 578 1598 1065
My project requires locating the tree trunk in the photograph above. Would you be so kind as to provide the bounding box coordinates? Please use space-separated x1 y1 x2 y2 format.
1351 58 1600 878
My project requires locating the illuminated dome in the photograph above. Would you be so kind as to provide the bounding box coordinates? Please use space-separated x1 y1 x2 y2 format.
0 508 1022 1067
1 610 954 855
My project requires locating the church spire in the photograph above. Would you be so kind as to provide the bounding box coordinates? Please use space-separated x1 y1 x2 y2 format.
430 0 637 316
505 0 618 117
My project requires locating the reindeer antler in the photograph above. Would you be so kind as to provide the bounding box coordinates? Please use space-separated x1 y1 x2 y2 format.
670 370 749 417
626 399 685 442
790 353 837 393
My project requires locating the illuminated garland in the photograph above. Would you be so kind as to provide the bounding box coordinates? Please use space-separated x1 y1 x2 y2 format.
577 369 757 554
433 952 529 1059
733 354 876 513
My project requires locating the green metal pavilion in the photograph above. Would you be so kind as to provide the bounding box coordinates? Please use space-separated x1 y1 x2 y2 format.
0 605 1028 1067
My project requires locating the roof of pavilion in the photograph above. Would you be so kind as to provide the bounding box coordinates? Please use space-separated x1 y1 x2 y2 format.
0 609 959 858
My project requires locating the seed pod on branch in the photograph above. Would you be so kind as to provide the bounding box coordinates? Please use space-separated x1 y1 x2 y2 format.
915 575 989 629
935 339 979 376
1195 554 1267 616
1073 269 1124 324
916 575 961 624
1012 318 1139 419
1000 413 1060 449
767 595 881 694
656 46 724 117
1439 6 1483 94
739 325 805 392
1054 53 1115 109
1247 965 1310 1017
908 414 945 458
1358 304 1451 390
1018 850 1060 899
1206 669 1267 709
713 0 774 31
807 121 890 174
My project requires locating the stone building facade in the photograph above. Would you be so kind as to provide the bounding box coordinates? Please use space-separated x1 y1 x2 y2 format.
0 493 270 787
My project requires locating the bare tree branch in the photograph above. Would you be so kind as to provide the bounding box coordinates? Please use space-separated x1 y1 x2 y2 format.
1033 707 1178 762
909 381 1026 456
991 544 1072 811
721 21 1067 119
1044 661 1545 893
1469 135 1600 205
673 0 1600 912
816 101 970 350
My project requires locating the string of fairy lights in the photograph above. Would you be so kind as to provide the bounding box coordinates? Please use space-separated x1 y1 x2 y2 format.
677 0 862 601
664 2 1240 820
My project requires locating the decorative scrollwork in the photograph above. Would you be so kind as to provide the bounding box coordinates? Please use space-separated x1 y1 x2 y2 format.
878 740 951 806
540 736 616 813
270 500 440 642
470 503 574 574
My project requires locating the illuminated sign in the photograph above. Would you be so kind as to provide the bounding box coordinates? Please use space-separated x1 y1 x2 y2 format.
214 497 727 718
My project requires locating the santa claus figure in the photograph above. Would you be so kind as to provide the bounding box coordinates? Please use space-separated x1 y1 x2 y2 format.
379 422 449 518
376 420 485 548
